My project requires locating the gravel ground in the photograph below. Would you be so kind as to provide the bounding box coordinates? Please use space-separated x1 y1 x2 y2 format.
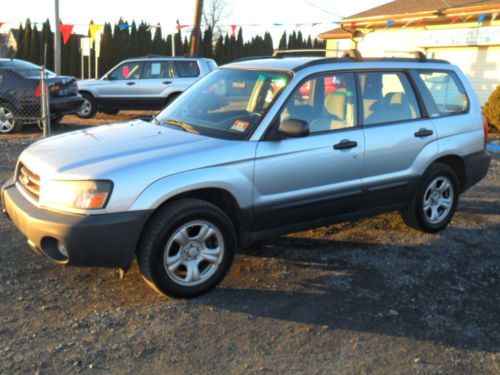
1 117 499 374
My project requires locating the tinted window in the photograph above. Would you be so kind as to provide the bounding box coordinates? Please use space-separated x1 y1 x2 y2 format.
358 72 420 126
108 61 143 80
142 61 172 79
419 70 468 115
173 61 200 77
279 73 357 133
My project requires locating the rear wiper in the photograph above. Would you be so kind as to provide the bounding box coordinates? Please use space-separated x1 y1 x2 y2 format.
159 119 198 134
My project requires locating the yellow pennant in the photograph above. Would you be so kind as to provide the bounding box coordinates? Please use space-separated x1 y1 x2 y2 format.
89 24 104 42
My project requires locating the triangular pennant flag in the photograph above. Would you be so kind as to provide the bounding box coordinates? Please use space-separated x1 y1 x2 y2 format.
349 22 356 28
230 24 237 37
492 12 498 22
273 23 284 26
89 24 104 42
478 14 486 26
119 24 130 31
311 22 319 27
384 20 395 28
59 24 74 45
0 22 4 29
450 16 460 24
295 23 303 28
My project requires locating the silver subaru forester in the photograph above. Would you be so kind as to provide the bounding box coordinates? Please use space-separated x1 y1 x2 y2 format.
2 51 491 298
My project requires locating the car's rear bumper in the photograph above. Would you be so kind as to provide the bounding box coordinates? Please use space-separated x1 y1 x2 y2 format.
49 95 84 116
462 151 491 192
1 179 150 269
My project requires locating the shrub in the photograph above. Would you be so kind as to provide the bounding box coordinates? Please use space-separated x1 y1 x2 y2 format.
484 85 500 132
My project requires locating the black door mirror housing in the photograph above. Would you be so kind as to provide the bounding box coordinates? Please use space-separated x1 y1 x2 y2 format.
278 118 309 138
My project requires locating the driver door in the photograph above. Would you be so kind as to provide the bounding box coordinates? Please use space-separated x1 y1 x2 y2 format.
252 72 365 231
97 61 143 108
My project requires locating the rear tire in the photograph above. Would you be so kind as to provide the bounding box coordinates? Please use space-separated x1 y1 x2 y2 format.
77 93 97 119
401 162 459 233
0 103 22 134
137 198 237 298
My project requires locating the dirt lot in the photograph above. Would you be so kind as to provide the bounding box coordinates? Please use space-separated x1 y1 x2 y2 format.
1 115 499 374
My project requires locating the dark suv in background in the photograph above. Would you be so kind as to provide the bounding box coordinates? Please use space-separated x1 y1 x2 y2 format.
0 59 83 134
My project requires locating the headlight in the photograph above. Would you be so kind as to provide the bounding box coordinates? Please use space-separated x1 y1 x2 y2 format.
39 180 113 210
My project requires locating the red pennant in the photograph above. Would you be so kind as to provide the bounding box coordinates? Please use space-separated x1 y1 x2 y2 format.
176 24 187 30
349 22 356 28
60 24 74 45
230 25 237 37
0 22 4 29
450 16 460 23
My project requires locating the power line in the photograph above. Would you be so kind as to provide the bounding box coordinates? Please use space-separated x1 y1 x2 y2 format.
300 0 345 19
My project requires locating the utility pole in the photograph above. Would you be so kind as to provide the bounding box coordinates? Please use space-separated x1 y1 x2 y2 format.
190 0 204 56
54 0 61 74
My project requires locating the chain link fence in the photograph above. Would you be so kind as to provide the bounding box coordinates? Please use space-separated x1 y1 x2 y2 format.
0 66 51 135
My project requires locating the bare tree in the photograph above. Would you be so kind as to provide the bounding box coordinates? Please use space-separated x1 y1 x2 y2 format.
203 0 232 37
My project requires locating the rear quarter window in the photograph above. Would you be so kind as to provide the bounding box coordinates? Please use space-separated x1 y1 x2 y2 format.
418 70 469 116
173 61 200 78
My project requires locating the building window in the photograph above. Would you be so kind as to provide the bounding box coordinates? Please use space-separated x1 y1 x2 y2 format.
418 70 469 116
358 72 421 126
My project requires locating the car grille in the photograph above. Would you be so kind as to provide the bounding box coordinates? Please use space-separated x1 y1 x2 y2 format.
17 163 40 201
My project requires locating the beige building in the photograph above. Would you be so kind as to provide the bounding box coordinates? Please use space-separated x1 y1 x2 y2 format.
319 0 500 104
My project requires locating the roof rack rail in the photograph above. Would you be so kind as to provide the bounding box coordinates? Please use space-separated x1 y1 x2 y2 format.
272 49 331 58
382 50 427 62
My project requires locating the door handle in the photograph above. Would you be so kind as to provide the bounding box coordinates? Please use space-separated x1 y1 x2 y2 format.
333 139 358 150
414 128 433 137
162 81 172 85
126 82 135 86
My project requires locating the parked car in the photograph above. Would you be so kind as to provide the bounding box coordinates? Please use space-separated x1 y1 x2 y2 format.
2 51 491 298
0 59 83 134
76 55 217 118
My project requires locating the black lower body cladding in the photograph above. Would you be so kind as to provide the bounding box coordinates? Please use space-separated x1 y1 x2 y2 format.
1 180 151 269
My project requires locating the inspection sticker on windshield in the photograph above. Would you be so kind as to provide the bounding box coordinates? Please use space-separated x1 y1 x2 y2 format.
231 120 250 132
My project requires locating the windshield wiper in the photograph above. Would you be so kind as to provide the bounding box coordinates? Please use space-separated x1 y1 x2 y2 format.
159 119 199 134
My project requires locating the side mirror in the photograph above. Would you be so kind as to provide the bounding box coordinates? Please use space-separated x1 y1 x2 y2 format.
278 118 309 138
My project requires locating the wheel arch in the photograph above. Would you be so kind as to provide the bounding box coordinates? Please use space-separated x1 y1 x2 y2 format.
431 154 465 191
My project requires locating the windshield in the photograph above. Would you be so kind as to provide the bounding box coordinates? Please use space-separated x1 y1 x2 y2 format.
156 68 291 139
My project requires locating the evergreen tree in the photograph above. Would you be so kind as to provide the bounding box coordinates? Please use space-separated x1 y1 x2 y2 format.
29 24 40 64
297 31 304 48
165 34 173 56
306 35 312 49
263 32 273 55
152 27 163 54
21 19 32 61
39 20 53 69
129 22 139 58
200 26 213 58
214 34 224 64
68 36 80 77
99 23 113 75
16 22 25 59
278 31 287 50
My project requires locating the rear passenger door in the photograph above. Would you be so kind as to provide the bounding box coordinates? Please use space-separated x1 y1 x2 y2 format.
134 60 174 109
171 60 201 91
358 70 438 209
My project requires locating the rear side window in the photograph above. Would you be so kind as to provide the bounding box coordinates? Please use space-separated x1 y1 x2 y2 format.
418 70 468 116
173 61 200 78
358 71 421 126
142 61 172 79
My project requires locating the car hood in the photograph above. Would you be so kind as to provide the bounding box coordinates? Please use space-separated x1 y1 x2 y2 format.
19 120 252 180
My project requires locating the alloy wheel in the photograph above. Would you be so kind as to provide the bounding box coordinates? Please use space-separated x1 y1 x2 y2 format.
0 106 15 133
422 176 454 224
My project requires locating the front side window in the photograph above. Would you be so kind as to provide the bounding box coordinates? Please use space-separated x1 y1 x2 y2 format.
279 73 357 133
108 62 143 80
156 68 291 139
358 71 421 125
419 70 468 115
173 61 200 78
142 61 172 79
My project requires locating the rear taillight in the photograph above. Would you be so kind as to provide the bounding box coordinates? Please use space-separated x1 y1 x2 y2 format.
35 84 41 98
482 112 489 151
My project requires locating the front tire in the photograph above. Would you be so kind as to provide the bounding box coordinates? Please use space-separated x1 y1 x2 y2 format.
137 199 237 298
401 163 459 233
77 93 97 119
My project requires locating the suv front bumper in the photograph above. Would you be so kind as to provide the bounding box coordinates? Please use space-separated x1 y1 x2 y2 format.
1 179 150 269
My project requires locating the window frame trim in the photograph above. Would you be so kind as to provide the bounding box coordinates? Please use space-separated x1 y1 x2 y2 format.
415 68 470 118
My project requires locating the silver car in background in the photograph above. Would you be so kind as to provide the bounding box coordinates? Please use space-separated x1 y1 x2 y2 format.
77 55 217 118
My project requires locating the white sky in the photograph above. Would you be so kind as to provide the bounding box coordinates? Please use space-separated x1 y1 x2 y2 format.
2 0 391 43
